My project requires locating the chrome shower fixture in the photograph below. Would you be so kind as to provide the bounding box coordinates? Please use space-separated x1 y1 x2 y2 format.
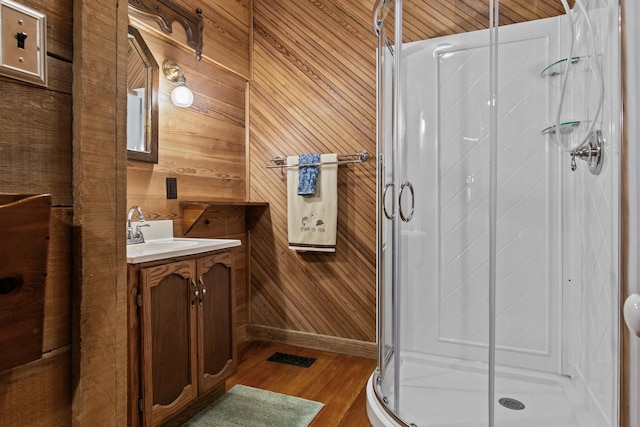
570 130 604 175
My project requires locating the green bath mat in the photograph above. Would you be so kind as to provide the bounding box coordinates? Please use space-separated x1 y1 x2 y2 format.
183 384 324 427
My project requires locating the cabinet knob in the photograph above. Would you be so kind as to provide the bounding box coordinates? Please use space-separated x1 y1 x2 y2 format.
198 276 206 305
191 278 199 306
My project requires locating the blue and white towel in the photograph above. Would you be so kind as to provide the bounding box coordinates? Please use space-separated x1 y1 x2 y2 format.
287 154 338 252
296 153 320 195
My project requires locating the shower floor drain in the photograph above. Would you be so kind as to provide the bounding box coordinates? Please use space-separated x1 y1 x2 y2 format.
499 397 525 410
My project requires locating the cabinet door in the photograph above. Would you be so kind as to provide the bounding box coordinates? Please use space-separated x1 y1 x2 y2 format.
140 260 198 426
196 251 236 394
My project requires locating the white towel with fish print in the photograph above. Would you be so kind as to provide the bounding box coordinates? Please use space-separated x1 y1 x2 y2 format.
287 153 338 252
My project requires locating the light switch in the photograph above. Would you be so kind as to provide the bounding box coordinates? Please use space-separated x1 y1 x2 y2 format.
0 0 46 86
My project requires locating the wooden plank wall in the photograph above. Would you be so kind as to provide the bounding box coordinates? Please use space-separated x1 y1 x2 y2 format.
0 1 74 425
72 0 129 424
126 0 252 228
125 25 248 223
247 0 568 356
178 0 252 79
248 0 378 352
126 0 252 225
405 0 567 42
400 0 566 42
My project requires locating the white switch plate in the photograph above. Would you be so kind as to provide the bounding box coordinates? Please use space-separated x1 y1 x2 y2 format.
0 0 46 86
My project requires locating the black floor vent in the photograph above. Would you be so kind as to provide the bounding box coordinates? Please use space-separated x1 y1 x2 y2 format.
267 352 316 368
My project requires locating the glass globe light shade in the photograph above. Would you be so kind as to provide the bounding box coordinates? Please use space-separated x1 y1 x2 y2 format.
171 84 194 108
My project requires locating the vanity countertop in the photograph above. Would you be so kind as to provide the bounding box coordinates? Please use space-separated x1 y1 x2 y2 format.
126 220 240 264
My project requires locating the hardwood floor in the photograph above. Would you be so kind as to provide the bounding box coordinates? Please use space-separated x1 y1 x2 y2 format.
226 340 376 426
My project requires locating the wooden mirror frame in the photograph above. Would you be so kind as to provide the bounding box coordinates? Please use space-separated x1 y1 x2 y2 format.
127 25 159 163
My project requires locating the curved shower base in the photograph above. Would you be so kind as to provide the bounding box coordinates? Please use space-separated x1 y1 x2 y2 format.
366 374 403 427
365 357 609 427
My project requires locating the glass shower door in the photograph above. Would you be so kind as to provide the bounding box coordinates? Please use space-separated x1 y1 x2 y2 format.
375 0 498 424
374 1 620 426
375 0 397 412
398 3 498 424
375 0 498 425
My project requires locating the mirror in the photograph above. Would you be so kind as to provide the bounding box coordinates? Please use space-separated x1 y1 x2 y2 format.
127 25 158 163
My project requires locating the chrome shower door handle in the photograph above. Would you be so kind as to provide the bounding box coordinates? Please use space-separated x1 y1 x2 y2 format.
382 182 395 220
398 181 414 222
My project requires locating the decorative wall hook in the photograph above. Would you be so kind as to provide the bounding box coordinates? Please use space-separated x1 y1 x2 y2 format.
128 0 204 61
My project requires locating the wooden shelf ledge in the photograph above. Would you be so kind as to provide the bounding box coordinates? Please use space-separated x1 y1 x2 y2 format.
180 201 269 237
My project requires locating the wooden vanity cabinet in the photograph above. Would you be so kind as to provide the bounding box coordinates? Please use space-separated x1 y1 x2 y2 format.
196 254 236 394
129 249 236 426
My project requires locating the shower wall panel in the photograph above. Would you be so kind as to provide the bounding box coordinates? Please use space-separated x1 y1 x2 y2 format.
401 17 564 374
397 3 620 425
374 0 620 426
562 2 620 425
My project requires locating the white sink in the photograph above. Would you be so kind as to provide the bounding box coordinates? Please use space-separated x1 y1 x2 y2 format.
126 220 240 264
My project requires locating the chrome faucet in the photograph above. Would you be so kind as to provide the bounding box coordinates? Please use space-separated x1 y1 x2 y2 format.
126 206 150 245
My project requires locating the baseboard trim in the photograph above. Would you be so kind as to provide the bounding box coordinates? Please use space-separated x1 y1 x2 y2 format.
245 324 377 359
236 324 248 344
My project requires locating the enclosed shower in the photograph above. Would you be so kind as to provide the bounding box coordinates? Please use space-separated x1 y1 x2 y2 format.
367 0 621 426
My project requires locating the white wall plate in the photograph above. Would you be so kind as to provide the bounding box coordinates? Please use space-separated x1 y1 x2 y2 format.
0 0 46 86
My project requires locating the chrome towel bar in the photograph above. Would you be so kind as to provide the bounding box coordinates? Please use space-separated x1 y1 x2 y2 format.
267 151 368 169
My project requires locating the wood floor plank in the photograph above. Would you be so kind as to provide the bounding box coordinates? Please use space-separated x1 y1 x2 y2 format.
226 340 375 426
339 385 371 427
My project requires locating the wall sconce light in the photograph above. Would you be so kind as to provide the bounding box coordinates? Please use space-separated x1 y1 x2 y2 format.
162 59 194 108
